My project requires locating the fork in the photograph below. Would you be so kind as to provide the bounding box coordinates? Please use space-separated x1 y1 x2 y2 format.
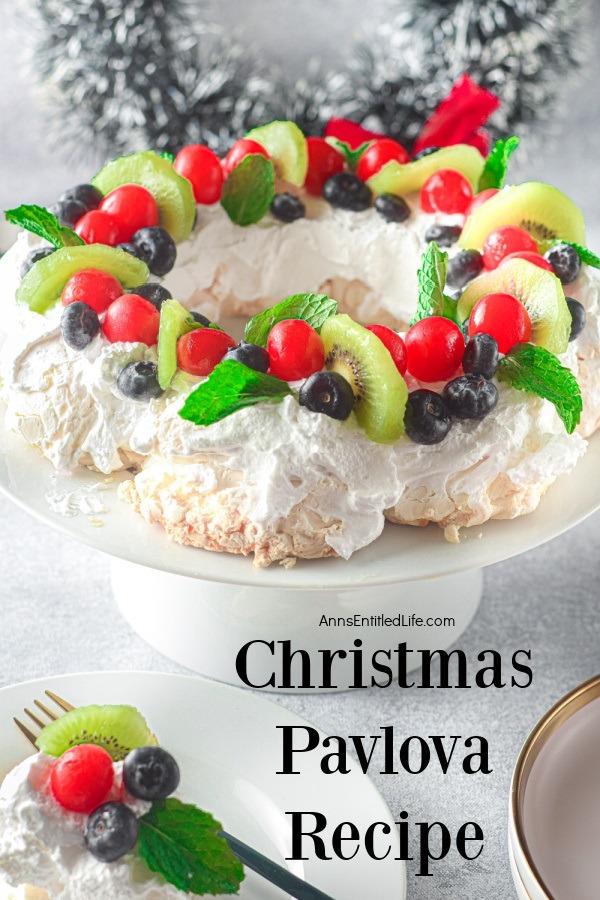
15 691 335 900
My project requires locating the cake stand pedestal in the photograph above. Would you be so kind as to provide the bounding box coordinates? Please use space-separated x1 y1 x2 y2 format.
111 559 483 691
2 417 600 694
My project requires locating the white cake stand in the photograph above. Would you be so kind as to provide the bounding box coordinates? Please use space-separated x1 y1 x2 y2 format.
2 418 599 691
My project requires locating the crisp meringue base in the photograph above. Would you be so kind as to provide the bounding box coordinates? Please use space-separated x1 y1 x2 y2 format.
117 385 586 567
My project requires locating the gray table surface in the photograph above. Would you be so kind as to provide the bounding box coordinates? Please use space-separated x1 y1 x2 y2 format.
1 5 600 898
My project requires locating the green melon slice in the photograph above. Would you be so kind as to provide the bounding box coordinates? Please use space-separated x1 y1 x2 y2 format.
321 314 407 444
92 150 196 242
157 298 202 389
37 704 157 761
17 244 149 314
457 258 571 355
245 121 308 186
366 144 485 197
459 182 586 250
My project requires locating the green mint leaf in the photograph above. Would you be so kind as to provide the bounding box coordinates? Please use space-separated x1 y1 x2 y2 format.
138 798 244 896
497 343 582 434
477 136 520 192
5 204 84 248
324 138 373 169
411 242 454 324
221 154 275 226
566 242 600 268
538 239 600 270
244 293 337 346
159 151 175 163
179 359 293 426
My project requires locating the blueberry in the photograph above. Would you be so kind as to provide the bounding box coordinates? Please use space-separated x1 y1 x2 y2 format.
59 183 103 212
322 173 372 212
85 802 139 862
60 302 100 350
424 223 463 248
566 297 586 341
298 371 355 420
117 241 149 263
544 243 581 284
413 146 440 160
374 193 410 223
462 334 499 379
20 246 55 279
271 193 306 223
443 374 498 420
446 250 484 291
132 227 177 277
117 361 164 401
404 390 452 444
224 341 269 372
190 310 212 327
48 199 87 228
123 746 180 801
128 282 172 311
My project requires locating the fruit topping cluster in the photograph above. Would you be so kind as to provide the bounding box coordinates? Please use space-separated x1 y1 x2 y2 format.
51 742 179 862
43 180 177 277
34 704 244 894
5 116 597 449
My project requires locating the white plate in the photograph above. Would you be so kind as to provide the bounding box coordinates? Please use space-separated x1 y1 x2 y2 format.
1 413 600 588
0 671 405 900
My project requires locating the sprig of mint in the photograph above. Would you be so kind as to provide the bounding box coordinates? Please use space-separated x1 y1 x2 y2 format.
138 798 244 895
411 242 456 324
159 151 176 164
5 204 84 248
179 359 293 427
477 136 520 192
324 137 373 169
244 293 337 346
497 343 582 434
537 239 600 270
221 154 275 226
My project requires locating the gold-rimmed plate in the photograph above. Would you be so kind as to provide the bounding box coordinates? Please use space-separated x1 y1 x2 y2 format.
509 674 600 899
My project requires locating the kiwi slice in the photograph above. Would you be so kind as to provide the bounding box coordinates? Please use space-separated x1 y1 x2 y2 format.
245 120 308 186
459 182 586 250
457 258 571 355
366 144 485 197
320 314 407 444
17 245 149 315
157 298 201 389
36 704 157 761
92 150 196 242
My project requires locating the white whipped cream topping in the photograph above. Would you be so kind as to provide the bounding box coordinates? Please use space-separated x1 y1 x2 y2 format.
0 221 595 560
0 238 161 474
0 754 185 899
164 199 462 323
144 383 585 559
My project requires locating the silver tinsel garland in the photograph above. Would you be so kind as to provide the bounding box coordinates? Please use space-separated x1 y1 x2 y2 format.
348 0 592 145
22 0 591 157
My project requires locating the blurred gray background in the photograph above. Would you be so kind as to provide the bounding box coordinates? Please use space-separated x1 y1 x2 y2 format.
1 3 599 899
1 1 599 246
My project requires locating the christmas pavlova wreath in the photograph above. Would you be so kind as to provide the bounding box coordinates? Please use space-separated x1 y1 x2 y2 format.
1 92 597 567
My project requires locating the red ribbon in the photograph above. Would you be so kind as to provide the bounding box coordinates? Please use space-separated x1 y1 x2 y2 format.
324 74 500 158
